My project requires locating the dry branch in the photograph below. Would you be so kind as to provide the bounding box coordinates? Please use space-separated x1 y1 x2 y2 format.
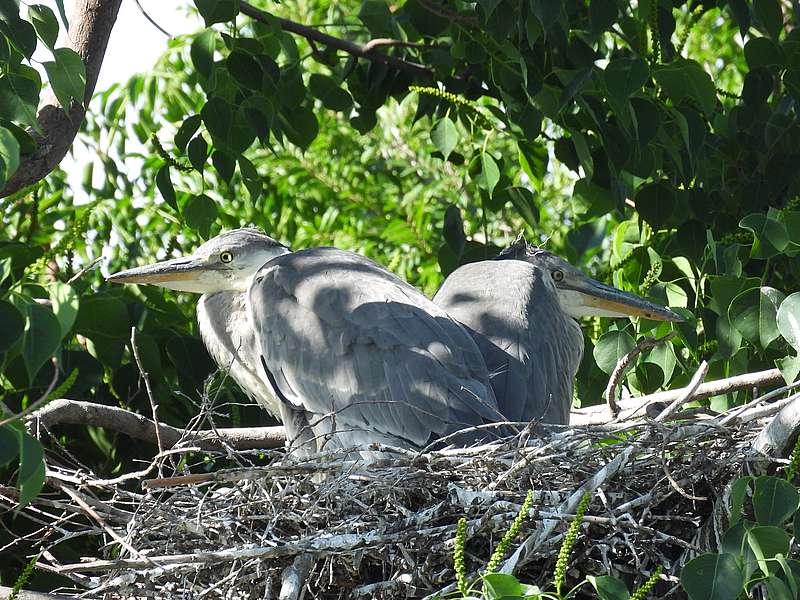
0 0 122 198
28 399 284 450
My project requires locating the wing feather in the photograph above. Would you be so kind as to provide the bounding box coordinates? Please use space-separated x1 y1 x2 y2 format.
249 248 503 450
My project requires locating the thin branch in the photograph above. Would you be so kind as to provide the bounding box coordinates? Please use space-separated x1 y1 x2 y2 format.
66 256 104 284
239 1 432 78
27 398 285 450
654 360 708 422
0 0 123 198
130 327 165 475
605 333 677 417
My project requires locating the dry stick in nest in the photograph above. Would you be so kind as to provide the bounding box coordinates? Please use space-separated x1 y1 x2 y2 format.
130 327 167 476
605 332 677 418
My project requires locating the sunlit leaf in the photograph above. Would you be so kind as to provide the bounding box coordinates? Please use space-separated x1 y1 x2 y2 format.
777 293 800 352
43 48 86 109
594 330 635 375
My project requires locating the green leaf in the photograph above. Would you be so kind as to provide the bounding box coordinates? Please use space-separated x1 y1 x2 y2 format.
680 553 745 600
604 57 649 110
28 4 58 49
740 213 789 258
777 355 800 384
752 476 799 526
48 281 78 338
0 124 20 188
479 152 500 195
0 70 41 126
227 50 262 90
0 298 23 353
0 425 18 468
75 294 130 367
777 292 800 352
754 0 783 40
482 573 524 597
211 149 235 182
17 431 45 508
645 341 676 384
280 107 318 150
589 0 618 35
10 299 62 383
174 114 201 152
53 0 68 29
587 575 631 600
308 74 353 112
570 131 593 179
572 178 615 219
43 47 86 109
765 576 794 600
431 117 458 160
654 59 717 117
746 526 791 575
593 330 635 375
729 476 754 526
191 29 216 79
183 193 218 239
729 286 785 350
517 141 548 192
358 0 391 33
155 165 178 212
187 135 208 172
195 0 239 25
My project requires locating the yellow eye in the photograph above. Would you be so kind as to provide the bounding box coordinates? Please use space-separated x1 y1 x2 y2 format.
220 251 234 263
552 269 564 282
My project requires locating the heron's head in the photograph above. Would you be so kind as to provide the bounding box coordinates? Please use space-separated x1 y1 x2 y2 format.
107 228 290 294
497 236 683 322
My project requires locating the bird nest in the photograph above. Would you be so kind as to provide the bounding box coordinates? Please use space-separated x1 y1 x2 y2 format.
4 386 798 600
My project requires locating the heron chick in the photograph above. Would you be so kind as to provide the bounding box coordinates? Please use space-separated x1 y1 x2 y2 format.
434 236 683 425
108 229 504 455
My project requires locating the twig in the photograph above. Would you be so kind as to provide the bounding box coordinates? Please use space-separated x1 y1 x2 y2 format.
66 256 104 284
361 38 437 52
239 2 431 78
28 398 285 450
605 333 676 417
0 358 60 427
753 393 800 457
132 0 171 37
130 327 165 475
654 361 709 422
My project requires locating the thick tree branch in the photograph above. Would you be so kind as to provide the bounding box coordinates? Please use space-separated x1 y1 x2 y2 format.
574 368 787 426
0 0 122 198
27 399 285 450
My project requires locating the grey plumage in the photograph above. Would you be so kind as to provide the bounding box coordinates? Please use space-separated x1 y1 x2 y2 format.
108 229 503 456
434 236 683 425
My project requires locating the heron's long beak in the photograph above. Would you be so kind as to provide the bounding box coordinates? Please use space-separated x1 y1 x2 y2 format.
106 255 209 292
560 277 684 322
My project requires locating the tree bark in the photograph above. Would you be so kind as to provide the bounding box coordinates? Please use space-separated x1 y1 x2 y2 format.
0 0 122 198
29 399 285 450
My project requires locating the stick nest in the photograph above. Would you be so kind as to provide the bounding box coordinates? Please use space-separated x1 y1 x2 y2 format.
3 402 789 599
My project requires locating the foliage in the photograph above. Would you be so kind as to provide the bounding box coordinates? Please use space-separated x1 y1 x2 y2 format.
2 0 800 592
444 491 661 599
680 472 800 599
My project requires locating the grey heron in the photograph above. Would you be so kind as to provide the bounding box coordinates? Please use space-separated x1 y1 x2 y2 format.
107 228 504 455
434 236 683 425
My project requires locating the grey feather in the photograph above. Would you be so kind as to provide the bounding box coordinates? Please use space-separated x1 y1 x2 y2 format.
434 258 583 425
249 247 505 453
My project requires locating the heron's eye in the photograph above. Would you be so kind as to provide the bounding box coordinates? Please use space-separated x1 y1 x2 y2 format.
220 251 234 263
551 269 564 282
